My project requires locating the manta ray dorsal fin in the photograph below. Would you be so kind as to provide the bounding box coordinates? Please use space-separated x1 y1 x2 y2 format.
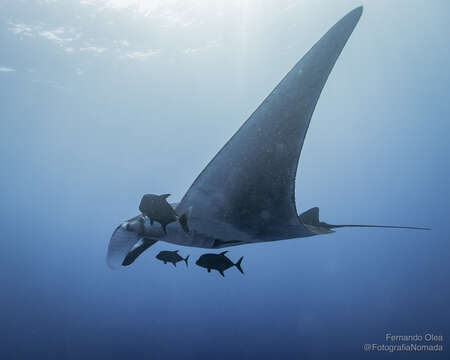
160 194 170 199
299 207 320 226
177 7 363 237
173 250 179 253
219 251 228 256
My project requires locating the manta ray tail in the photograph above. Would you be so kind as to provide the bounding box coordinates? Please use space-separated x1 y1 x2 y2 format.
327 224 431 230
184 255 190 267
299 207 430 232
234 256 244 274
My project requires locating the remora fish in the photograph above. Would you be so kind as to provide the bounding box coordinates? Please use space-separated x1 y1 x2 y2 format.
195 251 244 277
139 194 190 234
156 250 189 267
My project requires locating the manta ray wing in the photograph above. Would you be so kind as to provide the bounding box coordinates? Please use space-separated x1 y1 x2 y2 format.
177 7 363 239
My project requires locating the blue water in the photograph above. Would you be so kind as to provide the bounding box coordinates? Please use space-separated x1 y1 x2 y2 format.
1 1 449 359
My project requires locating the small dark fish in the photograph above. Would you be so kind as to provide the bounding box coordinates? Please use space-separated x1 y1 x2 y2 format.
195 251 243 277
139 194 190 234
156 250 189 267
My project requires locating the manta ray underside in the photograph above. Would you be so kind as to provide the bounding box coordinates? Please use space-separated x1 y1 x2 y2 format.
106 7 429 269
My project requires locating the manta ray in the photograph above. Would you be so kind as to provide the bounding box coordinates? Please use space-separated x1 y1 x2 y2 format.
107 7 429 269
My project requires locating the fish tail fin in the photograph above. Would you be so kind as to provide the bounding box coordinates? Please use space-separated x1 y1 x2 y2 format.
235 256 244 274
184 255 189 267
178 207 192 234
